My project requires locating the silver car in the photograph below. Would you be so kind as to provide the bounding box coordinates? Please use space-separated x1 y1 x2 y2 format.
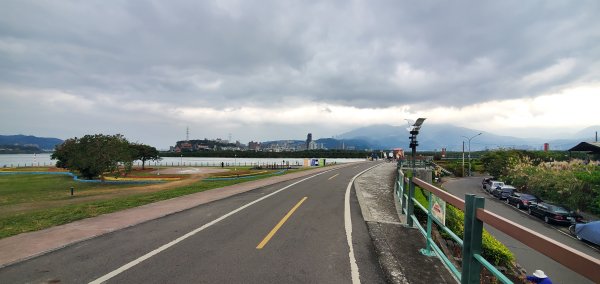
485 181 505 193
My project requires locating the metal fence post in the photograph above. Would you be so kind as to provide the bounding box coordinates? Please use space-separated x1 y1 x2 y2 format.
461 194 485 284
402 177 408 213
407 176 415 227
420 190 436 256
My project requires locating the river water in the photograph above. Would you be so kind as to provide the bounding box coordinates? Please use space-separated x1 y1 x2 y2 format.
0 153 364 168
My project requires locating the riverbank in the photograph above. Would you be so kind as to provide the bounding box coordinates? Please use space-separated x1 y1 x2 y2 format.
0 153 365 168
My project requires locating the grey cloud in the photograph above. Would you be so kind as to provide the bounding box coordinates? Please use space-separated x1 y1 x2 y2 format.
1 0 599 111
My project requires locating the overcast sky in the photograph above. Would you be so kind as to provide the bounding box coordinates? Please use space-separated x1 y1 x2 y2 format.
1 1 599 149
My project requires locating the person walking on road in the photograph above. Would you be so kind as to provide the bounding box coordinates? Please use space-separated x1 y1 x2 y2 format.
526 270 552 284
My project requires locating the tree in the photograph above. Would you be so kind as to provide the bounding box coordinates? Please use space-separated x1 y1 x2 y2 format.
480 150 523 178
131 143 160 169
52 137 78 169
51 134 134 179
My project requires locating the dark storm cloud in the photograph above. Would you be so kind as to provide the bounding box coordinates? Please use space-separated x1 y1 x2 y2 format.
1 0 599 109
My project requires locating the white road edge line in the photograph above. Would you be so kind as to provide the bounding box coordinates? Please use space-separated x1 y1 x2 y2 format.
89 168 337 284
345 163 382 284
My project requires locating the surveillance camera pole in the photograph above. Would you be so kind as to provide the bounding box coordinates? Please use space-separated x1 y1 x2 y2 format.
410 130 419 175
406 118 425 228
408 118 426 175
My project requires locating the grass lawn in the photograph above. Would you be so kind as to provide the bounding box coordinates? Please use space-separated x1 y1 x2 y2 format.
0 168 301 239
0 174 142 206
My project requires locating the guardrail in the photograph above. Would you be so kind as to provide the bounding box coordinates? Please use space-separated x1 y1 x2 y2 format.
395 169 600 283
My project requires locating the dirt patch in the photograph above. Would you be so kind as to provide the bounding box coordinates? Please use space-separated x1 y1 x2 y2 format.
151 167 230 175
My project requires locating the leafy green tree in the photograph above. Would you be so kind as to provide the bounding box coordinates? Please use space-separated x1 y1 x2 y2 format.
131 144 160 169
52 137 77 169
480 150 522 178
51 134 134 179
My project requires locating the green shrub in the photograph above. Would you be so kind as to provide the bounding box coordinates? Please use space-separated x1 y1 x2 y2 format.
481 230 514 266
446 205 514 267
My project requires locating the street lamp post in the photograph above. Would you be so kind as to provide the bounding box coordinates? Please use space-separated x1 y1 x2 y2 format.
462 141 465 177
461 133 482 177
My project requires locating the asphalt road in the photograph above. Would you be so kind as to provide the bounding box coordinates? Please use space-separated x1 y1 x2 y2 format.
444 176 599 284
0 163 386 283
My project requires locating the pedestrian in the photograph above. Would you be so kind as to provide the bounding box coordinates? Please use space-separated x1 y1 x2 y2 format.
526 270 552 284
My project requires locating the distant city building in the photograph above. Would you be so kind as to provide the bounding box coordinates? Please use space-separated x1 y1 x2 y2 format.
172 138 238 152
248 141 261 151
195 144 210 151
306 133 312 150
180 142 192 151
308 140 317 150
544 143 549 152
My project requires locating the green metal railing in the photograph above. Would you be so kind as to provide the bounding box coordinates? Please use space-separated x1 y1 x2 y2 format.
394 167 600 283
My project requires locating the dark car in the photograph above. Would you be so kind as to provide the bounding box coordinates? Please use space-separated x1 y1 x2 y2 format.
482 178 492 190
561 205 584 223
506 192 542 210
528 202 578 225
491 185 515 199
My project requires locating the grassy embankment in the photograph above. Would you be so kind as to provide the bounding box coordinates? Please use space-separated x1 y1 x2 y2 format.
0 166 302 239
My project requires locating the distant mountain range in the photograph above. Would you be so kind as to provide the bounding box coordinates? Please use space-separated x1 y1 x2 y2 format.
3 125 599 153
0 135 64 151
337 124 600 151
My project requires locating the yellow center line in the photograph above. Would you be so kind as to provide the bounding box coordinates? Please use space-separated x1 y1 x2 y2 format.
256 197 307 249
328 173 339 180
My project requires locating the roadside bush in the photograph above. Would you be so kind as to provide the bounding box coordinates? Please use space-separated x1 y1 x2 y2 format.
445 205 514 267
481 230 514 266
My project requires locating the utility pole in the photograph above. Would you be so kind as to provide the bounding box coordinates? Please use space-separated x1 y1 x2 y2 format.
462 133 482 177
462 141 465 177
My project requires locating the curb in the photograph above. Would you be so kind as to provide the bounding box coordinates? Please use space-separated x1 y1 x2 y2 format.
353 163 409 284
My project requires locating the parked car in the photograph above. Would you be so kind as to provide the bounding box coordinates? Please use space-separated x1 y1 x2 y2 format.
569 221 600 245
492 185 516 199
506 192 542 210
481 178 492 190
528 202 578 225
484 181 505 193
560 205 584 223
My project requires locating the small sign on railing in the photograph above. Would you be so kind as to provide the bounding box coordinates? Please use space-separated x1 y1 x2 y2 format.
431 194 446 225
